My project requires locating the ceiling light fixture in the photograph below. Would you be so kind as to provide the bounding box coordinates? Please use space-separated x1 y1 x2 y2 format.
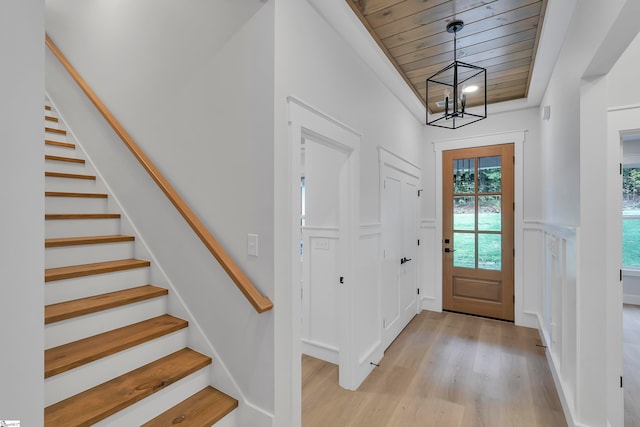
426 20 487 129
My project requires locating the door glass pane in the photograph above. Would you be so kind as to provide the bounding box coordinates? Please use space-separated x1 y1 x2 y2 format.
453 158 475 194
478 195 501 231
623 167 640 215
454 232 475 268
623 219 640 267
478 156 501 193
478 233 501 271
454 196 475 230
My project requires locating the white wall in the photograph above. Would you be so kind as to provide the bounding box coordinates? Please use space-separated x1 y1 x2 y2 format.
538 1 640 425
45 0 275 419
609 33 640 108
273 1 424 425
0 0 45 425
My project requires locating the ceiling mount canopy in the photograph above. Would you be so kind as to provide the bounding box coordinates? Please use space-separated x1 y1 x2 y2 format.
426 20 487 129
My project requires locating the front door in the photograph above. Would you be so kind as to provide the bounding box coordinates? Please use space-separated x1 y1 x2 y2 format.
442 144 514 321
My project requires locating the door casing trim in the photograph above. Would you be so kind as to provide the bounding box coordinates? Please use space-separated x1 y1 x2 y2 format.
431 130 529 326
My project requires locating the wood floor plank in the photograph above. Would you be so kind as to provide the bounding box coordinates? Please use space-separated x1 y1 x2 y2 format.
302 311 567 427
45 258 150 282
44 348 211 426
45 285 167 324
45 234 133 248
45 314 187 378
141 386 238 427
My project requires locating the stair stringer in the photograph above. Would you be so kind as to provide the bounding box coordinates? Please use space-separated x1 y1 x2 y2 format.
46 94 274 427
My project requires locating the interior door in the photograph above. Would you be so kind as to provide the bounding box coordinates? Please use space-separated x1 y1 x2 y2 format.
381 167 419 349
442 144 514 321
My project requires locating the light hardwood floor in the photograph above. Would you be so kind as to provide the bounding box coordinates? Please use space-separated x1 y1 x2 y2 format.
625 304 640 427
302 311 566 427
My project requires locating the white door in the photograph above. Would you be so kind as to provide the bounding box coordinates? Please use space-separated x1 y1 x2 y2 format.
381 166 419 349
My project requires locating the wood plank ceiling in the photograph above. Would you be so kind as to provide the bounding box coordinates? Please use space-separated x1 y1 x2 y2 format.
345 0 548 111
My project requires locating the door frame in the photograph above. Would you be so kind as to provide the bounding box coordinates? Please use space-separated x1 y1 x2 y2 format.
433 130 528 326
287 98 361 405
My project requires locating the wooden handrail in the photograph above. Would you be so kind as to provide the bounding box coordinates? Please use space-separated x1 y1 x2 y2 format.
46 35 273 313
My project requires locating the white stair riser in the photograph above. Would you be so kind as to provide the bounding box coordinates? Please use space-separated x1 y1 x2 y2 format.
93 367 211 427
44 119 60 129
45 329 188 406
45 176 97 193
213 408 238 427
45 130 67 142
46 241 134 269
46 218 121 238
45 268 148 304
46 196 108 214
46 297 167 349
45 144 78 157
45 159 88 175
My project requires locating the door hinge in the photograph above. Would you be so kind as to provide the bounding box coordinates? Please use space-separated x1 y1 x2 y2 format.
513 295 515 303
513 202 515 211
513 156 515 165
513 248 515 256
339 276 344 284
418 189 422 197
620 269 623 281
417 288 420 295
621 376 623 388
417 239 420 246
621 163 623 175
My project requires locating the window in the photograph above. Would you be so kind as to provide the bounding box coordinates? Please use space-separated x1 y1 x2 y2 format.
623 166 640 268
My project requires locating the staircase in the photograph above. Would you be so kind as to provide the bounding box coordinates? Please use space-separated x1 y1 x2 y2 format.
43 103 238 426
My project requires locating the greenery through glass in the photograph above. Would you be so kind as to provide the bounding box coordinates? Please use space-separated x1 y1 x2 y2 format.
623 167 640 267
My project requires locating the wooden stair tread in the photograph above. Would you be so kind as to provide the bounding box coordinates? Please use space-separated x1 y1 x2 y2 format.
45 105 52 111
45 191 107 198
142 386 238 427
44 348 211 426
45 115 59 122
45 285 167 324
45 171 96 180
45 234 133 248
45 139 75 149
45 258 150 282
45 314 187 378
45 127 66 135
45 154 84 164
45 213 121 220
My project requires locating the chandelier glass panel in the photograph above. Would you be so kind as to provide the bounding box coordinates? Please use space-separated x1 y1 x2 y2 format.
426 20 487 129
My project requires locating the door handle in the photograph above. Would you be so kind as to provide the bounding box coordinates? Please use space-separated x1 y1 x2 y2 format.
444 248 456 253
401 257 413 264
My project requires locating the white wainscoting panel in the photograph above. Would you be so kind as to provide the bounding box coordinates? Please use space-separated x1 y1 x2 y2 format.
419 219 439 312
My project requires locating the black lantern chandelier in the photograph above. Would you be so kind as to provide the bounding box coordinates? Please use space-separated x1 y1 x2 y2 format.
426 20 487 129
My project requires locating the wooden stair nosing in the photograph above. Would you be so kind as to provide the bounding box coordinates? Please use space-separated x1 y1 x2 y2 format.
45 191 107 199
45 258 150 282
45 127 67 135
45 234 134 248
45 154 85 164
142 386 238 427
45 139 75 149
44 348 211 426
45 115 59 122
45 314 187 378
45 213 121 220
45 285 168 324
45 171 96 181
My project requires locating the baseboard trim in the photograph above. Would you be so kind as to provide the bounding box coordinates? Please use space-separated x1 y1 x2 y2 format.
623 294 640 305
302 339 339 364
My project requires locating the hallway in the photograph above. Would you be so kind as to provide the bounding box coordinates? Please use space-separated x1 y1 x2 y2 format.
302 311 566 426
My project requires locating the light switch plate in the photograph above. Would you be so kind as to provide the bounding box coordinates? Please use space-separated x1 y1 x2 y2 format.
248 234 258 256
